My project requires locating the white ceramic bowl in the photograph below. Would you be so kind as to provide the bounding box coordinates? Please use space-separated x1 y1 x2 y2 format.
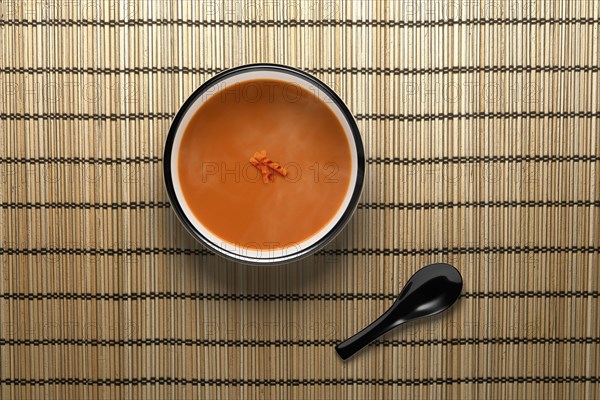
163 64 365 265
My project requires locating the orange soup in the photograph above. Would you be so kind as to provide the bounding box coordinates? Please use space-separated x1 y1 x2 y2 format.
178 79 352 250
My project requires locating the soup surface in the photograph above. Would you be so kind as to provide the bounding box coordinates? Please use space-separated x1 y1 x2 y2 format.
178 78 352 251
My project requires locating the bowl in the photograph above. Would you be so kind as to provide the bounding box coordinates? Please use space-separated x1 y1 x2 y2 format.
163 64 365 265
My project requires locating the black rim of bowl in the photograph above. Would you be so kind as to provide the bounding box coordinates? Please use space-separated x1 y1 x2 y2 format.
163 63 365 265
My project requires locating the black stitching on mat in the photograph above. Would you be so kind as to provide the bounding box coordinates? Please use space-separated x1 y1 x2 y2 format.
1 200 598 210
0 248 213 256
1 246 599 256
462 291 600 299
313 65 600 75
1 65 599 76
0 67 225 74
0 202 171 210
368 155 600 165
0 291 597 302
2 111 599 121
0 376 597 386
354 111 600 121
316 247 600 256
1 18 598 28
357 200 600 210
0 156 160 165
1 155 598 165
0 113 173 121
0 337 597 348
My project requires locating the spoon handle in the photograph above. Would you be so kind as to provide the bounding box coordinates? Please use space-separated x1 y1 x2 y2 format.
335 304 402 360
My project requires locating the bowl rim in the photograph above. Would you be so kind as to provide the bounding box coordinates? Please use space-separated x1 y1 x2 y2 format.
163 63 365 265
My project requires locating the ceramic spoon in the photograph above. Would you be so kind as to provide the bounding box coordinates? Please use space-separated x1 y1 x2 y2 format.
335 263 463 360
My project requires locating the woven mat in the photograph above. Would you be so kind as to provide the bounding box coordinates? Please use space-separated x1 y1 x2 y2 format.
1 1 599 399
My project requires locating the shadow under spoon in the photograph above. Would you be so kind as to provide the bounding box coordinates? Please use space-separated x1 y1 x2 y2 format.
335 263 463 361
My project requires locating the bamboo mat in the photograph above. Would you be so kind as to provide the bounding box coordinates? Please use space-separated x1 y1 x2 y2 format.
1 0 599 399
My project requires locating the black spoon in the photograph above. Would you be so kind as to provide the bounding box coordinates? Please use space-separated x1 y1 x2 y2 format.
335 263 463 361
